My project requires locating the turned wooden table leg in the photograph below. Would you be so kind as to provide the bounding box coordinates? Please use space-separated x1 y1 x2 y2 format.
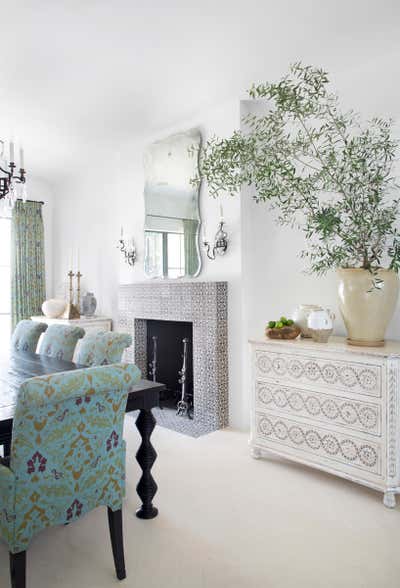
135 409 158 519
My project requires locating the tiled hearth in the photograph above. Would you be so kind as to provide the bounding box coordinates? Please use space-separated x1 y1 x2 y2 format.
118 281 228 435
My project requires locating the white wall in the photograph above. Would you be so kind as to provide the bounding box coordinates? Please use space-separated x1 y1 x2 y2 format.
240 54 400 426
51 53 400 431
52 98 248 428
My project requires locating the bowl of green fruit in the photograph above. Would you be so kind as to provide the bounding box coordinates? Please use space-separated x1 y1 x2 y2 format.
266 316 301 340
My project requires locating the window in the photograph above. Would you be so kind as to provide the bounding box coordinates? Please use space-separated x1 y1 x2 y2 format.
0 217 11 351
144 231 185 278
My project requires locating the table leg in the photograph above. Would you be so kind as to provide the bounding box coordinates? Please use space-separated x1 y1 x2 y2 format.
135 409 158 519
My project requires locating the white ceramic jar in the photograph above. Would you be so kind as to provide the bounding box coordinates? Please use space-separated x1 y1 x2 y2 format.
292 304 322 338
308 308 335 330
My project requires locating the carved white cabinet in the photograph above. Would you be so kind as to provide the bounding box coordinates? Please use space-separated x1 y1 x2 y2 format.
249 336 400 507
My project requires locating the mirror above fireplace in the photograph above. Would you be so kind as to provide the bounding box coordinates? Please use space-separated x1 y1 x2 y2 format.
143 128 202 279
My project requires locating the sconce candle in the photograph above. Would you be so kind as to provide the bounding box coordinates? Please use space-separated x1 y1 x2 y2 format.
117 231 137 266
203 219 228 260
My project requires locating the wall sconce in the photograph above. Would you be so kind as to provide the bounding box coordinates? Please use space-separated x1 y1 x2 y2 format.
202 218 228 260
118 226 137 266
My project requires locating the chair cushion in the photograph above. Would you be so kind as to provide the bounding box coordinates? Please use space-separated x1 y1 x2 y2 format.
76 331 132 366
40 324 85 361
11 320 48 353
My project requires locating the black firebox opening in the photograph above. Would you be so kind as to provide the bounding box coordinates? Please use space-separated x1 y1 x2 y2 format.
146 320 193 413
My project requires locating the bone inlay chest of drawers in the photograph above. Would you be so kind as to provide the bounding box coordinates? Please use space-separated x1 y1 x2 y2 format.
249 336 400 507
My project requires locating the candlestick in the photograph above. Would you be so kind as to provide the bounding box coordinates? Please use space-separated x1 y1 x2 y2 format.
61 269 80 319
76 271 82 309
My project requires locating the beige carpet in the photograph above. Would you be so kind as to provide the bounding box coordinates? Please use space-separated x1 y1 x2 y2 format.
1 422 400 588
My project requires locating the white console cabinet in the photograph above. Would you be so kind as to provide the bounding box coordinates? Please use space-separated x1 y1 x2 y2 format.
250 336 400 508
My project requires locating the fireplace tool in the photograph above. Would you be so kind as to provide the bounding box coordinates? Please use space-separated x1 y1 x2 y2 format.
148 336 158 381
176 337 193 419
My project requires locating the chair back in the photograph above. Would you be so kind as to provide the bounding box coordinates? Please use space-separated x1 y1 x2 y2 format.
9 362 140 552
11 320 48 352
40 324 85 361
76 331 132 366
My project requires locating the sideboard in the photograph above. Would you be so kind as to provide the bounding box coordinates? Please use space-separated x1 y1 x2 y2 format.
249 336 400 507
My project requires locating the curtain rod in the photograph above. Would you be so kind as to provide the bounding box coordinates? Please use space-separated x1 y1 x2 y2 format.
17 198 45 205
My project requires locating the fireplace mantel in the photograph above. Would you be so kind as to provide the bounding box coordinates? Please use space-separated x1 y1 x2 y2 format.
118 281 228 432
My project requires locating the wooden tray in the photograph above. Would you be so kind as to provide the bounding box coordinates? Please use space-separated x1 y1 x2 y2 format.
266 325 301 340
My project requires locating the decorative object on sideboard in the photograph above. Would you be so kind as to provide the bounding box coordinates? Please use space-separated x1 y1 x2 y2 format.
338 268 399 347
307 308 335 343
41 299 66 319
266 316 300 339
61 270 80 319
0 139 27 209
202 205 228 260
118 226 136 266
81 292 97 317
292 304 322 338
196 63 400 346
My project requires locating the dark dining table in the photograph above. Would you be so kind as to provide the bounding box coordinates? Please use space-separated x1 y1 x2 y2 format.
0 351 165 520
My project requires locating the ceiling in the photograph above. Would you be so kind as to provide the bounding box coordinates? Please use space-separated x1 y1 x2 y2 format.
1 0 399 183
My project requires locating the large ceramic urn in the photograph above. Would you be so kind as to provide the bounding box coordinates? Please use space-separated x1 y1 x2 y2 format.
337 268 399 346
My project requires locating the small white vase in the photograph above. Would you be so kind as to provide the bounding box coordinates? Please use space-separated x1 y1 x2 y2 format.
292 304 323 338
307 308 335 343
337 268 399 346
42 299 66 318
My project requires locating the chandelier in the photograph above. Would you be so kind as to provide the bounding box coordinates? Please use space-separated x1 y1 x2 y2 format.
0 140 27 209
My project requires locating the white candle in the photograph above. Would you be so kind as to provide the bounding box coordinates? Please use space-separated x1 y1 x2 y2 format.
202 222 207 243
77 247 80 271
120 225 123 239
220 203 224 221
19 147 24 169
9 141 14 163
70 248 73 271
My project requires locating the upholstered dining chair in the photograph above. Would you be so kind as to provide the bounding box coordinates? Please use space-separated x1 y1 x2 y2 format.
76 331 132 366
0 362 141 588
11 320 48 353
39 324 85 361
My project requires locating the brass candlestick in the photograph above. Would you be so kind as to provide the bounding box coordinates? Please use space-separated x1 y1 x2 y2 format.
76 271 82 310
61 270 80 319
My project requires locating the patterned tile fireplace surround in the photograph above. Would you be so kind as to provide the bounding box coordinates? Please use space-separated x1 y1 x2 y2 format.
118 281 228 434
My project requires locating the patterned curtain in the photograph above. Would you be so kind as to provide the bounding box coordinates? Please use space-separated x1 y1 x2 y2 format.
11 201 46 329
183 219 199 276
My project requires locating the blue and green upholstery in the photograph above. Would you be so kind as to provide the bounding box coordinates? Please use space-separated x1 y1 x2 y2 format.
40 324 85 362
76 331 132 366
11 320 48 353
0 362 140 554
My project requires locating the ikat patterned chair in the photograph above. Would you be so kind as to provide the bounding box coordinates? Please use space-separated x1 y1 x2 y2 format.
76 331 132 367
0 362 141 588
11 320 48 353
39 324 85 362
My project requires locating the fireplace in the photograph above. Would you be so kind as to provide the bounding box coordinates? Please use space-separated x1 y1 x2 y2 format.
118 281 228 435
147 319 193 417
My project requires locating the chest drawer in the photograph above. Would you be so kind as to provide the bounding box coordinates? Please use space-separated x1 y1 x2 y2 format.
255 411 382 476
255 379 381 436
254 349 382 398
